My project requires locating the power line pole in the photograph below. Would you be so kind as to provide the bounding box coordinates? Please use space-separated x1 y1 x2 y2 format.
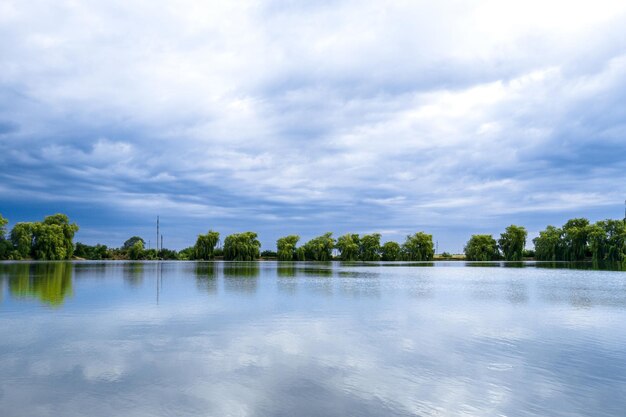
156 216 160 252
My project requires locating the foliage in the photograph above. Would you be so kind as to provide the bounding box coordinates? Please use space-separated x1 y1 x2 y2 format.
522 249 535 258
10 222 34 259
381 241 401 261
75 242 110 260
533 225 563 261
276 235 300 261
440 251 452 259
223 232 261 261
193 230 220 260
123 236 145 250
401 232 434 261
128 240 145 260
302 233 335 261
158 248 179 260
588 219 626 264
562 218 590 261
464 234 500 261
359 233 381 261
498 225 527 261
42 214 79 259
0 213 7 238
336 234 360 261
261 250 277 258
178 246 195 260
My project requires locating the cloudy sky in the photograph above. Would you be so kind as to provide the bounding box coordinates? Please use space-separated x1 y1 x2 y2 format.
1 0 626 251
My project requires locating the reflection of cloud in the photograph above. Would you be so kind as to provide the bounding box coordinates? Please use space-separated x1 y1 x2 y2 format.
2 264 626 416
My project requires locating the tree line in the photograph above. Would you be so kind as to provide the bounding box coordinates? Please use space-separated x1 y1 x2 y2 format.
1 212 625 265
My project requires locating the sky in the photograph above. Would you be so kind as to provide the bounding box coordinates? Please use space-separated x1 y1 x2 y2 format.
1 0 626 252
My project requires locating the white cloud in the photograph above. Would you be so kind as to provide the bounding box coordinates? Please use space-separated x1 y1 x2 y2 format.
1 0 626 249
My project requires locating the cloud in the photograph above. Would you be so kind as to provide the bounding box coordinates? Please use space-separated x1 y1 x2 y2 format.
1 0 626 249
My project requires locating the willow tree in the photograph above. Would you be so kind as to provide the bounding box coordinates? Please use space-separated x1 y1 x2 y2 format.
533 225 563 261
10 222 35 259
277 235 300 261
381 241 401 261
402 232 434 261
194 230 220 260
0 214 10 259
223 232 261 261
498 225 527 261
562 218 590 261
588 220 626 264
336 234 360 261
302 233 335 261
359 233 381 261
0 213 7 238
41 214 79 259
464 234 499 261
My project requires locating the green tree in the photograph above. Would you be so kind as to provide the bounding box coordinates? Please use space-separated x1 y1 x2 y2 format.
562 218 590 261
193 230 220 260
123 236 145 250
533 225 563 261
498 225 527 261
74 242 110 260
359 233 381 261
277 235 300 261
0 214 10 259
10 222 35 259
42 214 79 259
381 241 401 261
464 234 499 261
128 240 145 260
178 246 195 260
336 233 360 261
0 213 7 238
302 233 335 261
588 220 626 264
402 232 434 261
223 232 261 261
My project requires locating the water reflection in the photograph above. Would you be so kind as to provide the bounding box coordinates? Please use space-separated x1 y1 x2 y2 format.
195 262 217 293
223 262 259 294
1 261 626 417
3 262 73 306
123 262 144 287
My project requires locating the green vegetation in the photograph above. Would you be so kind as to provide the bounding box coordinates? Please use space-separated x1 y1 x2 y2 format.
277 235 300 261
302 233 335 261
381 241 401 261
193 230 220 260
223 232 261 261
401 232 434 261
1 212 625 266
336 234 360 260
464 234 500 261
534 218 626 265
499 225 527 261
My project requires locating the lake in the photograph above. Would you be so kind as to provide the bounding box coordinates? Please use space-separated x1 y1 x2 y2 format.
1 261 625 417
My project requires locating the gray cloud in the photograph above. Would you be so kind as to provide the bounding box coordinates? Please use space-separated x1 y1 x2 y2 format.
1 0 626 249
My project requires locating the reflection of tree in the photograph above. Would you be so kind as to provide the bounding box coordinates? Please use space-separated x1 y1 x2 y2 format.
277 264 296 278
123 262 144 287
223 262 259 294
195 262 217 293
7 262 73 306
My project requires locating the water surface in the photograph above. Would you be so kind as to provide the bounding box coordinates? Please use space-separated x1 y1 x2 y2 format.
1 261 625 417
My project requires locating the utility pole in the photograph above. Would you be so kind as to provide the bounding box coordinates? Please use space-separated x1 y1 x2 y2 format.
156 216 160 252
161 235 163 252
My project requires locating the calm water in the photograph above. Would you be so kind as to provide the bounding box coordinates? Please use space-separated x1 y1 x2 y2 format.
1 261 626 417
